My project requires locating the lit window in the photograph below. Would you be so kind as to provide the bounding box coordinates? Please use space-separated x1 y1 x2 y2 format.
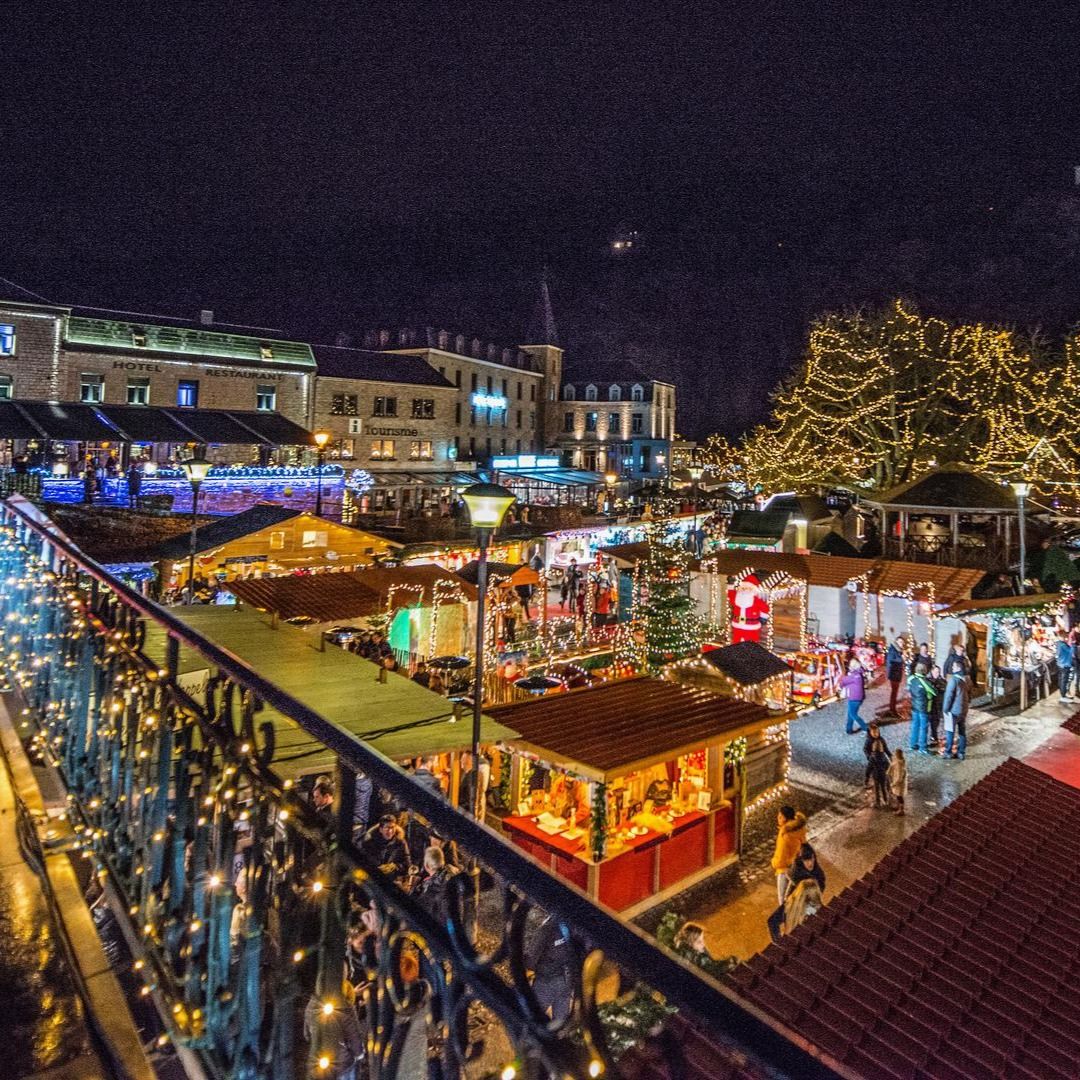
177 380 199 408
609 384 621 401
269 531 285 550
330 393 358 416
80 374 104 404
409 440 433 460
259 343 274 359
127 377 150 405
585 412 598 432
256 384 277 411
131 327 147 347
0 325 15 356
301 530 328 549
563 384 575 400
338 438 355 459
585 384 597 401
411 398 434 419
372 396 397 417
0 374 11 400
608 412 620 433
631 384 644 402
370 439 395 460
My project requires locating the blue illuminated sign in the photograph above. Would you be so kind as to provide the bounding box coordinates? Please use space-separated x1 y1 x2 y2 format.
491 454 561 470
471 391 507 410
0 325 14 356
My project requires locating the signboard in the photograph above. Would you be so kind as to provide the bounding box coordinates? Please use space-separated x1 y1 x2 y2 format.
348 418 363 434
0 324 14 356
471 391 507 410
491 454 561 471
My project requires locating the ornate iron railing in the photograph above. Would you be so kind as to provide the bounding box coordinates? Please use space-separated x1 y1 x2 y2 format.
0 495 840 1080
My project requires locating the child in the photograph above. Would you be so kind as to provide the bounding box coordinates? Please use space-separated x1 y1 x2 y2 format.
866 727 892 808
887 747 908 816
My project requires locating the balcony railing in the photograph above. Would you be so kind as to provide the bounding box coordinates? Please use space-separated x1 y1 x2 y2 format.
883 534 1017 570
0 494 839 1080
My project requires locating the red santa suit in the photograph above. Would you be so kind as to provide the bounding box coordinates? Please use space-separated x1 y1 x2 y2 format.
728 574 770 643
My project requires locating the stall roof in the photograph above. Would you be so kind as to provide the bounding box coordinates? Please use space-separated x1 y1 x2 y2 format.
455 561 540 587
502 468 603 487
228 564 477 622
726 510 790 544
144 503 303 560
938 591 1061 618
599 542 702 572
862 463 1017 512
702 641 792 685
488 677 769 782
728 759 1080 1080
142 607 513 772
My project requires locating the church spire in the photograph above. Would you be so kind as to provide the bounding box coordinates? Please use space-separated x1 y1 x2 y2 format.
525 268 559 346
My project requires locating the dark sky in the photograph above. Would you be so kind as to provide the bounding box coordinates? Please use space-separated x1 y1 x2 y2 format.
4 3 1079 436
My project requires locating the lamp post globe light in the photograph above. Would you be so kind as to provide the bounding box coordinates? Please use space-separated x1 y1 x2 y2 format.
313 430 331 517
1010 480 1031 592
689 462 704 556
180 457 212 603
461 482 516 818
604 471 617 515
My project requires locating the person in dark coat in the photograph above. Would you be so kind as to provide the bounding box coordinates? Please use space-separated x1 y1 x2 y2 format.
927 664 947 748
906 663 936 753
885 637 906 716
865 726 892 807
126 463 142 510
942 642 971 679
415 846 462 930
360 814 409 881
942 672 972 760
908 642 932 675
768 843 826 943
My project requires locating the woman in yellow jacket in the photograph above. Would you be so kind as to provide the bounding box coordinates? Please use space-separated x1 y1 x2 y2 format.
771 805 808 905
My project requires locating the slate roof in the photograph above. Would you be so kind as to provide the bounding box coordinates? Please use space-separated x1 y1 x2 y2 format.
865 465 1017 511
228 565 477 622
727 510 791 543
703 641 793 685
489 677 769 781
147 504 301 560
727 758 1080 1080
313 345 455 387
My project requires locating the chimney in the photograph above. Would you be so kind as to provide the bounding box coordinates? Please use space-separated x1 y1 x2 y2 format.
198 309 214 325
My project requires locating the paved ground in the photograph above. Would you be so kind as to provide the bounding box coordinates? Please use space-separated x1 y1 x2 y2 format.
668 680 1071 963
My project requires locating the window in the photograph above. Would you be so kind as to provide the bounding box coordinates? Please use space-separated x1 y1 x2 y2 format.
330 393 358 416
269 531 285 550
453 435 460 455
259 343 274 359
501 378 508 396
608 412 620 433
126 377 150 405
530 384 536 402
515 439 521 453
468 436 476 456
177 380 199 408
470 373 478 392
517 409 522 428
438 366 445 377
301 530 328 549
256 384 277 411
0 325 15 356
585 384 597 401
337 438 355 459
131 327 147 347
585 411 598 432
370 439 395 460
0 375 11 400
409 440 433 460
609 384 621 401
563 384 575 400
500 437 507 453
372 396 397 417
517 381 523 400
454 402 461 424
632 412 643 433
454 369 461 388
80 373 104 404
564 412 574 432
487 375 493 392
485 436 492 456
411 398 434 419
529 411 535 428
631 384 644 402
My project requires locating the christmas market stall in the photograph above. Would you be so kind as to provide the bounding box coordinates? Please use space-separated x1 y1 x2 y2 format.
937 592 1068 707
488 678 776 915
227 563 478 664
670 640 793 709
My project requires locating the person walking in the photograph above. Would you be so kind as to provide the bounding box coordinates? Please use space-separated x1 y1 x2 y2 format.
767 843 826 943
885 636 906 717
942 671 972 760
887 747 908 815
1057 631 1076 703
927 663 946 749
839 659 869 734
770 805 808 905
907 662 936 754
865 726 892 808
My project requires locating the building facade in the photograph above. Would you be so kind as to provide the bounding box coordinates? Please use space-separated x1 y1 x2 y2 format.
556 362 676 482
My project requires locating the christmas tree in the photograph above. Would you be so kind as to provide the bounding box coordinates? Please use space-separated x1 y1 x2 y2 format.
638 513 701 667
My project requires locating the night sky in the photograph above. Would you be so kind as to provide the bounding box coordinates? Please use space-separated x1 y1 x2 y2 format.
4 4 1079 437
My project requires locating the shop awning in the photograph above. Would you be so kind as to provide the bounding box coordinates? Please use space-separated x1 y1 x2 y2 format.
366 471 477 488
96 405 207 443
13 401 120 441
938 592 1061 619
0 400 49 440
223 410 315 446
164 408 280 445
501 468 603 487
488 676 769 782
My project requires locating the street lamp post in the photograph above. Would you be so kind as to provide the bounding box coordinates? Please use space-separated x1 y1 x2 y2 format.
604 471 617 516
1011 480 1032 712
689 462 704 556
461 482 516 818
181 457 212 603
313 430 330 518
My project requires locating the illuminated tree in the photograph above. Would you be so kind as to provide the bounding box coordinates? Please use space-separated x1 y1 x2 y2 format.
638 513 701 667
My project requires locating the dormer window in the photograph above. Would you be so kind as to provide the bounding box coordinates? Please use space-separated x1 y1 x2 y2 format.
259 343 274 359
631 383 644 402
609 384 621 401
563 384 575 400
585 384 597 401
132 327 147 347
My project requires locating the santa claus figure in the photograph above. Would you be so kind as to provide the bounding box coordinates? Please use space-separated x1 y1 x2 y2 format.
728 574 770 644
